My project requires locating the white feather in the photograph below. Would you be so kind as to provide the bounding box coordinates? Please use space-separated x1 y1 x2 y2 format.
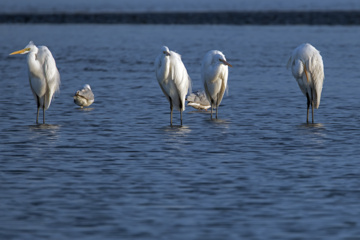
201 50 230 108
287 43 324 109
155 46 191 112
10 41 60 123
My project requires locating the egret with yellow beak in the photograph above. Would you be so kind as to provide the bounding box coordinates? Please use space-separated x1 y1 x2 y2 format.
10 41 60 124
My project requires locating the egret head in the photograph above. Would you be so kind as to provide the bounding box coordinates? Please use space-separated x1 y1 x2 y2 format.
9 41 35 55
218 54 232 68
161 46 170 56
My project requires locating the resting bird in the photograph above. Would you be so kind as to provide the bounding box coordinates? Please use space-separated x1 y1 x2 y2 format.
186 91 211 111
74 84 94 108
10 41 60 124
287 43 325 123
155 46 191 126
201 50 232 119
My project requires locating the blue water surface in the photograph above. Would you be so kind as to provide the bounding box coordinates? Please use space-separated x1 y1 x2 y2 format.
0 25 360 239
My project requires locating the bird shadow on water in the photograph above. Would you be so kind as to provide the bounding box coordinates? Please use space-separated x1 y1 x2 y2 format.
28 124 61 136
296 122 328 145
188 110 210 114
75 107 94 111
160 125 192 135
28 124 61 130
27 124 61 141
297 122 325 129
206 118 230 125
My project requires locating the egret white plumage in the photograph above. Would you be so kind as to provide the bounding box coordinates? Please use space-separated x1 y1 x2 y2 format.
10 41 60 124
74 84 94 108
186 91 211 111
287 43 324 123
201 50 232 119
155 46 191 126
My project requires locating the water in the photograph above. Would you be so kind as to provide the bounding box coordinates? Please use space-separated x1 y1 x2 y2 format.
1 25 360 239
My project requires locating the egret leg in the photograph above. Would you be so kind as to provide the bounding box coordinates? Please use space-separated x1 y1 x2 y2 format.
306 94 310 124
311 100 314 124
36 96 40 124
216 94 219 119
210 101 213 120
179 97 183 126
170 107 173 126
43 96 46 124
310 88 314 124
36 107 40 124
169 98 173 126
180 111 183 125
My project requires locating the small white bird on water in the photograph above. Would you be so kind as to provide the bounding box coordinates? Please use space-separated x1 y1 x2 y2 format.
201 50 232 119
10 41 60 124
74 84 94 108
287 43 324 123
186 91 211 111
155 46 191 126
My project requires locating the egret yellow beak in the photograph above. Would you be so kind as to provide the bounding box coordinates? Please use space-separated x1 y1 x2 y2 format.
9 48 30 55
220 59 233 67
163 51 170 56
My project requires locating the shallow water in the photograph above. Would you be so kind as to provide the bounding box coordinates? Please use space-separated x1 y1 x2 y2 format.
1 25 360 239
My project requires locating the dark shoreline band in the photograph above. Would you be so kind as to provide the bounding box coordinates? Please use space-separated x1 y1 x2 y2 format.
1 11 360 25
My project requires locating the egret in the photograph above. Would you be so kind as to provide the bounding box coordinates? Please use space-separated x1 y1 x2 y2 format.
287 43 324 123
155 46 191 126
74 84 94 108
186 91 211 111
201 50 232 119
10 41 60 124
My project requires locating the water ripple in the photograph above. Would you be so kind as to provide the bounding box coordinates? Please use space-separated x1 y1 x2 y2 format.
1 24 360 240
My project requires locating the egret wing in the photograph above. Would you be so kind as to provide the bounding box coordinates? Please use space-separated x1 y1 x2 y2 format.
169 52 191 111
216 74 227 107
202 64 228 106
170 52 191 96
307 52 324 109
40 47 60 109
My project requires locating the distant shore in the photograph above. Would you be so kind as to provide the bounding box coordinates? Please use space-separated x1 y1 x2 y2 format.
1 11 360 25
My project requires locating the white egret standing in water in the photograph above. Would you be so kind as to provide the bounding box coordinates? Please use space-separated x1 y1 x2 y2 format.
74 84 94 108
155 46 191 126
10 41 60 124
201 50 232 119
287 43 324 123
